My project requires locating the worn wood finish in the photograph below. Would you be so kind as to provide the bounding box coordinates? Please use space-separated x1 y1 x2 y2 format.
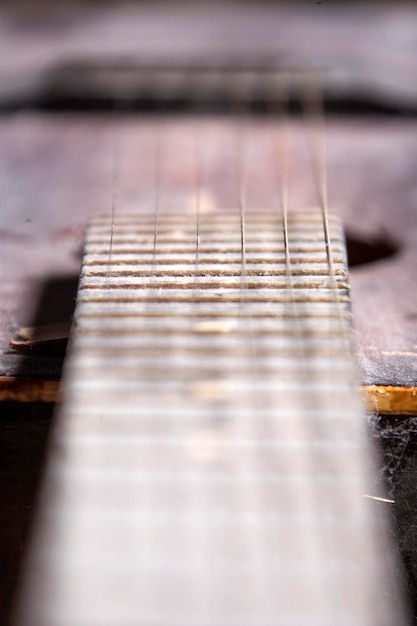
363 386 417 417
3 376 417 418
0 377 59 403
14 210 402 625
1 117 416 395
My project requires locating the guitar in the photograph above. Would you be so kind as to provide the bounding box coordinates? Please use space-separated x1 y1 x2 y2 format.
0 2 414 623
10 115 407 624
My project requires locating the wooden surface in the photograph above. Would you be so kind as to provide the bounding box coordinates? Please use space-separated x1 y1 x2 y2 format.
1 1 416 391
1 115 416 391
14 211 403 626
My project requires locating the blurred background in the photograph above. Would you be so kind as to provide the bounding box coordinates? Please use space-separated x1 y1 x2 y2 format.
0 0 416 113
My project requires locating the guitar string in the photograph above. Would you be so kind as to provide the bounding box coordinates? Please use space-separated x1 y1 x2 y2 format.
193 128 202 275
107 103 119 273
300 71 347 334
151 126 161 271
273 72 330 612
235 88 272 608
191 124 209 614
300 69 360 615
301 72 353 378
265 73 306 603
307 69 350 617
151 122 165 615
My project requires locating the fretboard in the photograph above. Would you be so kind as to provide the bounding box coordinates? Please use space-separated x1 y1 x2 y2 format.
15 209 402 625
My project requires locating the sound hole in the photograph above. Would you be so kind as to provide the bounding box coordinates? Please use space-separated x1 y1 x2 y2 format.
346 231 400 267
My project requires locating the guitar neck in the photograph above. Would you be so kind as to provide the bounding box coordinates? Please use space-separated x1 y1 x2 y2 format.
15 208 403 625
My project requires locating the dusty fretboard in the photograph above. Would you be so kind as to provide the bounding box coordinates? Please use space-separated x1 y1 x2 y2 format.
16 210 401 625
